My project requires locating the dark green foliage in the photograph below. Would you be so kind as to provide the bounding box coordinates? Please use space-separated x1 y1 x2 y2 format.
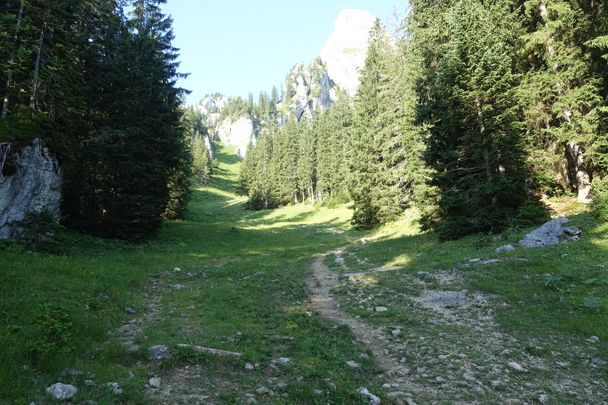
0 1 190 241
591 176 608 222
14 209 62 252
8 302 73 365
412 0 543 239
519 0 608 199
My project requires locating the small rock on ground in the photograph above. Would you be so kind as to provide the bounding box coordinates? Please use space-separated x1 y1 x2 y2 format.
496 244 515 253
346 360 360 368
148 345 171 360
357 387 381 405
46 383 77 400
508 361 526 372
375 306 388 312
105 382 122 395
149 377 161 388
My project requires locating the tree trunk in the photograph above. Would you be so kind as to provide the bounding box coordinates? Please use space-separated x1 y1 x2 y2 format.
30 19 47 110
567 143 592 202
1 2 25 120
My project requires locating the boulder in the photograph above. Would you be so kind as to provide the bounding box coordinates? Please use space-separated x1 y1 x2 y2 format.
519 218 581 248
0 139 62 239
148 344 171 360
46 383 77 400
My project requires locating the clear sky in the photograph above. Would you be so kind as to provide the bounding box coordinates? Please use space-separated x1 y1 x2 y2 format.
162 1 408 105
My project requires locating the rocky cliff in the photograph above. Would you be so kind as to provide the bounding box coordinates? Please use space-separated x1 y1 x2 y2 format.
0 139 62 239
283 59 336 121
217 116 257 158
320 9 376 97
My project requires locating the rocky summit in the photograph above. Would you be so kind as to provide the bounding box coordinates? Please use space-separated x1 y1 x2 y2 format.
320 9 377 97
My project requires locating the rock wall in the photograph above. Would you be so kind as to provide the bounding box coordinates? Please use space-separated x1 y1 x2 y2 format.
217 117 256 158
0 139 62 239
284 59 336 122
320 9 377 97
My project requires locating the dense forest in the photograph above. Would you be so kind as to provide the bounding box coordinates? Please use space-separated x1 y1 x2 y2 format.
239 1 608 239
0 0 197 240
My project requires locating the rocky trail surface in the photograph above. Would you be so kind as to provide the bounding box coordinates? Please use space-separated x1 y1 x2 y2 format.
307 248 608 404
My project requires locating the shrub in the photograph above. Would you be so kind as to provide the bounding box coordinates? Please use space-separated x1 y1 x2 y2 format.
590 176 608 221
15 209 63 252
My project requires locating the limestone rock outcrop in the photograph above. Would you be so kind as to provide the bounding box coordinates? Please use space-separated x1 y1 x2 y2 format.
320 9 377 97
519 217 581 248
0 138 62 239
284 59 336 121
217 116 256 158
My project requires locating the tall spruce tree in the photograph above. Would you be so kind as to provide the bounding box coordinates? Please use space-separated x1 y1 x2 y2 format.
520 0 607 201
414 0 536 239
349 20 388 228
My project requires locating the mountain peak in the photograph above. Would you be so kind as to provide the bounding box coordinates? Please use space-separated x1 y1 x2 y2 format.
320 9 377 97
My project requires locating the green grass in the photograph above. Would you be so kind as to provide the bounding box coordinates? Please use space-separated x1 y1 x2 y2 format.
0 145 377 404
1 144 606 403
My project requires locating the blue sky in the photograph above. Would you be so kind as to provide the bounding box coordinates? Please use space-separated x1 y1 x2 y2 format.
162 1 408 104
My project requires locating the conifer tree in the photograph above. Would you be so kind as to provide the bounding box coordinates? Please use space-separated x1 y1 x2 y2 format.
349 20 390 228
520 0 607 201
413 0 535 239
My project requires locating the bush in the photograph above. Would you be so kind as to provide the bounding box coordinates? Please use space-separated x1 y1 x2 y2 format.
15 209 63 252
591 176 608 221
510 198 551 228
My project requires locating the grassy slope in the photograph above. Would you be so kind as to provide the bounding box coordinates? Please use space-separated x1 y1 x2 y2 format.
0 144 606 403
0 145 375 403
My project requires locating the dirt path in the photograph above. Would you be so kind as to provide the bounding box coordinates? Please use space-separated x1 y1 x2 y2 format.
307 252 427 403
308 250 608 404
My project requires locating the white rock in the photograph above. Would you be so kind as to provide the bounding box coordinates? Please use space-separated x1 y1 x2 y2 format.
321 10 377 97
105 382 122 395
508 361 526 372
245 362 255 370
149 377 161 388
519 217 581 248
46 383 77 400
463 372 477 382
0 139 62 239
217 116 256 158
588 336 600 344
375 306 388 312
272 357 290 365
539 394 549 404
256 386 274 395
346 360 360 368
148 345 171 360
357 387 381 405
496 244 515 253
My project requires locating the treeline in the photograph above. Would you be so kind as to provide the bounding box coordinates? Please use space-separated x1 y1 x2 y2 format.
0 0 190 240
239 1 608 239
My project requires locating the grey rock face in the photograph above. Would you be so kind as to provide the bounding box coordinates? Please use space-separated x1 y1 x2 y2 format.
519 218 581 248
321 9 377 97
217 116 256 158
284 59 335 122
0 139 62 239
46 383 77 400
